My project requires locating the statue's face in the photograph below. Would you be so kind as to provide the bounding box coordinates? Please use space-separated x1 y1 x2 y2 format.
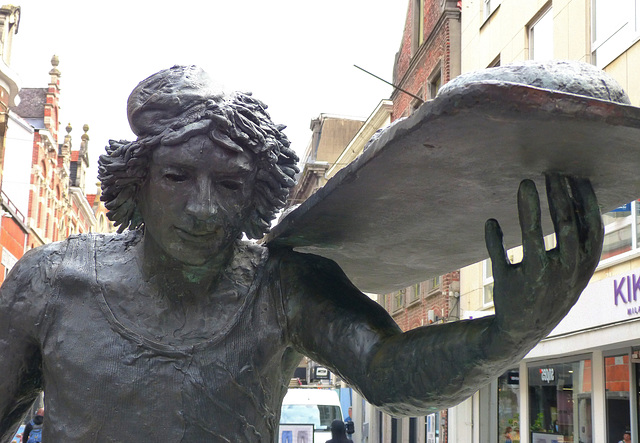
137 133 256 266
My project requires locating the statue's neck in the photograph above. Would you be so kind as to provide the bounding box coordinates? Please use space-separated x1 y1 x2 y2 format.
137 233 236 293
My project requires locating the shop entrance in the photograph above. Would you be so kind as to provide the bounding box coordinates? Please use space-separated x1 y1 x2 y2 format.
528 358 593 443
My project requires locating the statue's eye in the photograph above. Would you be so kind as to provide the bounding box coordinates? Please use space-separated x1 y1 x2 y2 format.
164 173 188 182
220 180 241 191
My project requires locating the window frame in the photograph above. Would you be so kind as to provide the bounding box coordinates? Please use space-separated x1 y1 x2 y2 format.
483 259 494 308
592 0 640 68
483 0 501 21
528 5 554 61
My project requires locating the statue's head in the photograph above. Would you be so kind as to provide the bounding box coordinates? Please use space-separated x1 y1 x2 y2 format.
98 66 299 240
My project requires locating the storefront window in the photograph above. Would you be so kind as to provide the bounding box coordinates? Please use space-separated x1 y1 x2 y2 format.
499 370 520 443
605 354 631 443
529 359 592 442
602 204 633 260
600 201 640 261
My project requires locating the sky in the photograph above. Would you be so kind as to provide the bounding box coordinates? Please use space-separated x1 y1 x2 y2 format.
9 1 408 193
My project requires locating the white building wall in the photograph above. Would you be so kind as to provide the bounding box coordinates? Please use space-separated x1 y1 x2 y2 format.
449 396 473 442
3 111 33 217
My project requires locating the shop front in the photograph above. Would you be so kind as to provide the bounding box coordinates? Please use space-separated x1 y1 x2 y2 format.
520 265 640 443
452 264 640 443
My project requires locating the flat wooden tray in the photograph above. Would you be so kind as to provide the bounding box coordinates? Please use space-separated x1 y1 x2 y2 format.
266 82 640 293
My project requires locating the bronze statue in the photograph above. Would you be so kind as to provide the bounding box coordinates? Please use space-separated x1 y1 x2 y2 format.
0 65 604 442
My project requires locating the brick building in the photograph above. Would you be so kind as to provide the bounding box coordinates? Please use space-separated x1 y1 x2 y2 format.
391 0 461 119
354 2 462 443
0 55 113 280
285 3 464 442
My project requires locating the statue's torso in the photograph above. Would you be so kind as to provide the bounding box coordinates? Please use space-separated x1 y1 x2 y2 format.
38 232 297 442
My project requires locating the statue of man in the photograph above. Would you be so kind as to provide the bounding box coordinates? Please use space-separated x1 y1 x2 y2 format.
0 66 603 442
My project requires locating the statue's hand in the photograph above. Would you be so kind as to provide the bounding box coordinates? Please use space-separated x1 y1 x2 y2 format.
485 175 603 339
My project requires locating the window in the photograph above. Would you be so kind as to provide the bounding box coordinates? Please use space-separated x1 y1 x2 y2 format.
498 370 520 443
592 0 638 68
600 200 640 262
528 359 592 442
408 283 421 304
529 7 553 61
1 247 17 278
393 290 405 312
413 0 425 54
484 0 501 20
409 417 417 443
425 413 438 442
425 275 441 294
428 67 442 100
483 259 494 306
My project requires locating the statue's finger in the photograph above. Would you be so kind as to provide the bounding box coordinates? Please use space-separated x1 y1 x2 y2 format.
485 218 510 277
567 177 604 259
517 179 546 274
545 174 579 268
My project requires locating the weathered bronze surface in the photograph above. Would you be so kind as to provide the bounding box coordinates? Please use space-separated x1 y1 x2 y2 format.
0 62 609 442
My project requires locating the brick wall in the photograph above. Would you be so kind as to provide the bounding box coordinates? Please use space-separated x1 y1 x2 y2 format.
392 1 459 121
389 270 460 332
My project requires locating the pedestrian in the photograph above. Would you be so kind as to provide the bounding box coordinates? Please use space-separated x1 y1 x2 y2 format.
619 431 631 443
325 419 350 443
21 408 43 443
504 426 513 443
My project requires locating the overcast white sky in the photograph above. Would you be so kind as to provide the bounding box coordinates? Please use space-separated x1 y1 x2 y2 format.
9 1 408 192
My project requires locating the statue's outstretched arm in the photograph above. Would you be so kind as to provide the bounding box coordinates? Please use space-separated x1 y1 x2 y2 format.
281 175 602 416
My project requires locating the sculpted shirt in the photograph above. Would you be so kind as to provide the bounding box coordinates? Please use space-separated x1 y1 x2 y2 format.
13 232 301 442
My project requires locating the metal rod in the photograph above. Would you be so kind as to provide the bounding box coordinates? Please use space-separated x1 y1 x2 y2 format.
354 65 424 104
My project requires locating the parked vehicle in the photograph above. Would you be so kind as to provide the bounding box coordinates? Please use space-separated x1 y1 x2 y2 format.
280 388 344 443
11 424 25 443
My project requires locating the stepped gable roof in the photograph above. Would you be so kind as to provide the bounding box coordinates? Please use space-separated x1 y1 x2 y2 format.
11 88 46 118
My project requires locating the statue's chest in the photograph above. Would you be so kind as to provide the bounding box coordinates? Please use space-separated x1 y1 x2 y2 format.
41 263 286 398
96 272 253 345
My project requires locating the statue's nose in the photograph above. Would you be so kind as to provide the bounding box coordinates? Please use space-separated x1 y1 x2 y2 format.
184 178 217 221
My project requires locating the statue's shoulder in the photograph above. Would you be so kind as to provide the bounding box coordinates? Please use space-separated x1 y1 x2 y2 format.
267 247 341 272
10 231 139 284
6 239 69 285
0 239 69 319
90 230 142 255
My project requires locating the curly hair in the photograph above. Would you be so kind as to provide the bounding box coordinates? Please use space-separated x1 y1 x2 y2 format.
98 90 299 239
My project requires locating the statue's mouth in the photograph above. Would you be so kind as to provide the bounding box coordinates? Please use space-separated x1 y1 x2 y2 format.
174 226 218 241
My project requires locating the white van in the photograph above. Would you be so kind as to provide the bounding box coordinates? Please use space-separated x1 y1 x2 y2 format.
279 388 344 443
